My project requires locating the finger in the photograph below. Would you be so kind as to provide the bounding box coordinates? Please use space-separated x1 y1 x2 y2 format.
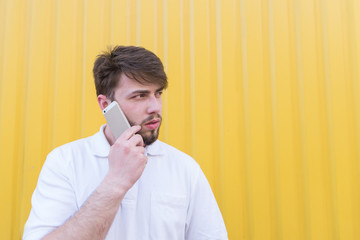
135 146 146 154
118 125 141 141
138 152 148 164
128 134 144 147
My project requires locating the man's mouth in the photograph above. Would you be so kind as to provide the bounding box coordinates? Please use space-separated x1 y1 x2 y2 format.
144 119 161 130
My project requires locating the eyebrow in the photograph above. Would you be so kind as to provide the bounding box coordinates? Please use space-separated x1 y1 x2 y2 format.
130 90 150 95
128 87 164 96
156 87 164 92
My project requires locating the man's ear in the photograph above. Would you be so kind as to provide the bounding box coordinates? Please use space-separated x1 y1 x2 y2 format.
97 95 111 111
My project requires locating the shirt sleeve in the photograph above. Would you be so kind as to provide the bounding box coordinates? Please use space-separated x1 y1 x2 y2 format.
185 167 228 240
23 149 78 240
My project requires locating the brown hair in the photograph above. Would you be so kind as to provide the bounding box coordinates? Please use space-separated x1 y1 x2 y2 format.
93 46 168 100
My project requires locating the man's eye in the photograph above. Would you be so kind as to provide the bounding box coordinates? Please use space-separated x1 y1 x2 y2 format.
134 94 146 99
156 91 163 97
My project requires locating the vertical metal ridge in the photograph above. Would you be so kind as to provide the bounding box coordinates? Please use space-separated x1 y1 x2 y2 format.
1 0 11 237
0 0 7 63
296 9 312 240
261 1 273 238
163 0 168 70
208 0 221 201
179 0 185 148
72 0 79 137
313 0 327 238
153 0 158 51
42 0 55 158
189 0 196 157
38 1 50 158
215 0 225 205
13 1 30 236
80 0 87 137
267 0 282 239
9 1 24 236
126 0 131 44
206 0 211 94
52 0 60 145
346 0 360 163
345 1 360 236
341 0 359 238
162 0 169 141
19 0 34 225
99 1 104 46
292 0 311 239
239 0 253 238
0 0 8 134
206 0 213 173
110 0 114 44
136 0 141 45
319 0 339 238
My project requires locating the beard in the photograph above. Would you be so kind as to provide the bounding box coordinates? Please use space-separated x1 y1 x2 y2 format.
129 114 162 146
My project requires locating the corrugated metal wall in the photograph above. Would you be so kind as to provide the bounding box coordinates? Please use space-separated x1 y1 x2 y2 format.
0 0 359 239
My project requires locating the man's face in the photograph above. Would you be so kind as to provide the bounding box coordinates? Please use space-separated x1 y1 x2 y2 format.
112 74 163 145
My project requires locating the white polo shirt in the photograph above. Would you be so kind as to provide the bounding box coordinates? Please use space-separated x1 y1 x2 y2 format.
23 125 228 240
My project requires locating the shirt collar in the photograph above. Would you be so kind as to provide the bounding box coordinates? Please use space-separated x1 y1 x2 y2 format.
91 124 165 157
145 140 165 156
90 125 111 158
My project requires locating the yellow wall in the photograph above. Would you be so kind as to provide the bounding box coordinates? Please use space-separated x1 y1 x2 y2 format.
1 0 360 239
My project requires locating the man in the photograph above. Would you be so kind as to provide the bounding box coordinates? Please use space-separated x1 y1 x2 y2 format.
23 46 228 240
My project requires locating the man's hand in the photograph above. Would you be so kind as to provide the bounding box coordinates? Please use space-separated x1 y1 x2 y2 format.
42 125 147 240
106 125 147 192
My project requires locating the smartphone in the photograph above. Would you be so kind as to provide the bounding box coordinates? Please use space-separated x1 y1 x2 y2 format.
102 101 131 139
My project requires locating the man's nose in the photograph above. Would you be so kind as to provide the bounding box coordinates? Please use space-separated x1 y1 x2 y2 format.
147 96 162 114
